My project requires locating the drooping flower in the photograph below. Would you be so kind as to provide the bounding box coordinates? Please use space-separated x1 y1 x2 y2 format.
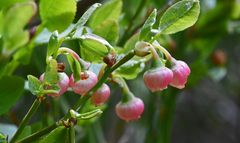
91 83 110 106
143 66 173 92
69 70 98 96
170 60 191 89
40 72 69 97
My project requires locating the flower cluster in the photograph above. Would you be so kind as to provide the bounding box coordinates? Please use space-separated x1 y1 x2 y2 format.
135 41 191 92
114 41 191 122
37 40 190 122
40 70 111 106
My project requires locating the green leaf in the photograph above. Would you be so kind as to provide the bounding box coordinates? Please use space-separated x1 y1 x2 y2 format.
79 34 112 48
44 59 59 84
122 33 139 53
27 75 42 95
13 46 33 65
114 59 145 80
93 20 119 45
47 31 59 59
2 1 36 51
39 126 69 143
79 34 109 62
39 0 76 32
70 3 101 35
0 0 31 10
88 0 122 28
0 132 7 143
0 76 24 115
159 0 200 34
139 9 157 41
67 55 81 81
3 30 29 52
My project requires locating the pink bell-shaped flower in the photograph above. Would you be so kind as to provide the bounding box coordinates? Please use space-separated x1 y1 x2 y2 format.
115 91 144 121
69 70 98 96
40 72 69 97
170 60 191 89
91 83 111 106
143 66 173 92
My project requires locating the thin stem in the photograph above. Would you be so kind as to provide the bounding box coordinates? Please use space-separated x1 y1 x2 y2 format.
148 44 161 61
119 77 131 94
69 126 75 143
10 99 41 143
58 47 91 69
16 123 58 143
152 41 172 61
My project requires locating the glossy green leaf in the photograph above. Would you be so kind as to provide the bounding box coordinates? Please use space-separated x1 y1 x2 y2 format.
122 33 139 53
27 75 42 95
47 31 59 59
93 20 119 45
114 59 145 80
69 3 101 35
139 9 157 41
39 126 69 143
2 1 36 51
39 0 76 32
44 59 59 84
159 0 200 34
79 34 109 62
88 0 122 28
0 76 24 115
67 55 81 81
0 0 31 10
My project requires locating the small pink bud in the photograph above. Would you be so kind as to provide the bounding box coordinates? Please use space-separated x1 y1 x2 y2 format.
91 83 110 106
69 70 98 96
115 97 144 121
170 60 191 89
143 67 173 92
40 72 69 97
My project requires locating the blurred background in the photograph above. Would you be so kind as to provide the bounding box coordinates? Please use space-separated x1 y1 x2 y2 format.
1 0 240 143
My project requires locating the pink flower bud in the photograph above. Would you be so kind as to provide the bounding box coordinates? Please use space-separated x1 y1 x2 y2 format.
69 71 98 96
91 83 110 106
170 60 191 89
143 67 173 92
40 72 69 97
115 97 144 121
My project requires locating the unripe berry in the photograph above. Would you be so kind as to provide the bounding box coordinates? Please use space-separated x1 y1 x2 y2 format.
91 83 110 106
115 97 144 121
170 60 191 89
40 72 70 97
69 71 98 96
143 67 173 92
